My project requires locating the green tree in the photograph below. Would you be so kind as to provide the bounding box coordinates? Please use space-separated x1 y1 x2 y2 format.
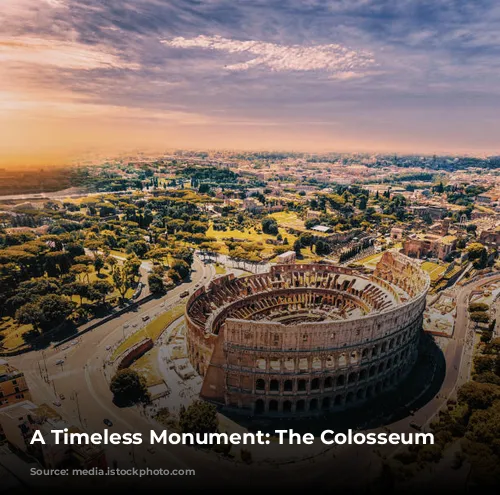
94 255 105 275
148 273 165 294
179 400 218 439
110 369 150 405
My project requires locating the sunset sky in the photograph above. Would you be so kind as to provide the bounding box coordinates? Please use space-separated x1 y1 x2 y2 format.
2 0 500 165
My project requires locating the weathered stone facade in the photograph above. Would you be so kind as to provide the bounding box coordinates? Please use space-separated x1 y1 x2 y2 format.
185 251 429 416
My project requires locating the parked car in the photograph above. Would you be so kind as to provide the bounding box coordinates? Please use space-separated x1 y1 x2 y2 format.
142 315 150 322
55 359 65 366
180 290 189 298
103 418 113 427
59 394 65 400
52 400 61 407
409 421 422 431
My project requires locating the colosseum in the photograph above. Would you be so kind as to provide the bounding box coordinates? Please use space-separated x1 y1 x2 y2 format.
185 251 429 416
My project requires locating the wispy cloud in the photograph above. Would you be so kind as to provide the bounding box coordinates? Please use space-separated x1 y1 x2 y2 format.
0 37 138 70
161 35 375 77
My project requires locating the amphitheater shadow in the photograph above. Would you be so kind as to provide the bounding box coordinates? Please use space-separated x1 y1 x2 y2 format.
221 334 446 436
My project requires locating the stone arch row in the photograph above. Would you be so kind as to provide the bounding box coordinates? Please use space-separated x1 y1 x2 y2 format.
253 371 401 414
252 348 411 395
252 334 416 374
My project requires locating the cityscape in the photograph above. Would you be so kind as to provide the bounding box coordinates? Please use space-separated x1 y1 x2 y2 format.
1 0 500 493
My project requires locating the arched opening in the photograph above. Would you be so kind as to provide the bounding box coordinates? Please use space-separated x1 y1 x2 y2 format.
269 400 278 412
369 366 376 378
284 379 293 392
334 394 343 406
362 348 369 358
359 369 367 381
311 378 320 391
371 346 379 357
346 392 354 403
326 355 334 367
337 374 345 387
348 373 357 384
356 388 364 400
322 397 331 410
298 379 307 392
296 400 305 412
375 381 382 393
256 379 265 391
255 399 265 414
270 379 279 392
310 398 318 411
324 377 333 388
366 385 373 398
283 400 292 413
378 362 385 373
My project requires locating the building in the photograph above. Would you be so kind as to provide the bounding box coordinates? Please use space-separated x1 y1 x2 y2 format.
276 250 296 264
479 228 500 248
311 225 331 233
185 252 429 416
0 360 31 408
0 401 107 469
403 234 457 261
390 227 404 240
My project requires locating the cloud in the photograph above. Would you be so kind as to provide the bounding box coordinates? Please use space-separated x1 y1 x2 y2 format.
161 35 375 77
0 37 138 70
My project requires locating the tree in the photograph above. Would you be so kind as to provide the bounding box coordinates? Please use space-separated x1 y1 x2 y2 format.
261 217 278 235
458 381 500 410
293 239 302 255
471 312 489 324
110 369 150 405
148 273 165 294
91 280 113 305
124 254 141 280
171 259 190 280
64 281 89 305
16 294 75 333
93 255 105 275
179 400 218 439
113 266 131 301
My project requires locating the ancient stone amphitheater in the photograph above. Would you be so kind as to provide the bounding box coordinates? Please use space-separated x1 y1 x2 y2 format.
185 251 429 416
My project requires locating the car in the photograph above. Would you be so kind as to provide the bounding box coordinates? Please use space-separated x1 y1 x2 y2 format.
103 419 113 427
147 447 155 454
52 400 61 407
409 421 422 431
132 323 138 328
105 345 112 351
180 290 189 298
55 359 65 365
59 394 65 400
124 324 130 329
142 315 150 322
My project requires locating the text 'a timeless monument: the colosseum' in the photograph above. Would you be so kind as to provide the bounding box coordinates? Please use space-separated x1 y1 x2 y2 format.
185 251 430 416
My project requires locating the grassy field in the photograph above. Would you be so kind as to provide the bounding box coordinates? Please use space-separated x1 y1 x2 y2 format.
130 347 163 386
421 261 448 282
112 304 184 360
206 223 295 256
355 252 383 269
0 317 32 350
214 263 226 274
269 211 306 230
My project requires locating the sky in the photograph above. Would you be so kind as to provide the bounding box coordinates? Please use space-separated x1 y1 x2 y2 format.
2 0 500 165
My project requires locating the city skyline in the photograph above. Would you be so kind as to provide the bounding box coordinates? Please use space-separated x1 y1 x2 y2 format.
2 0 500 165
